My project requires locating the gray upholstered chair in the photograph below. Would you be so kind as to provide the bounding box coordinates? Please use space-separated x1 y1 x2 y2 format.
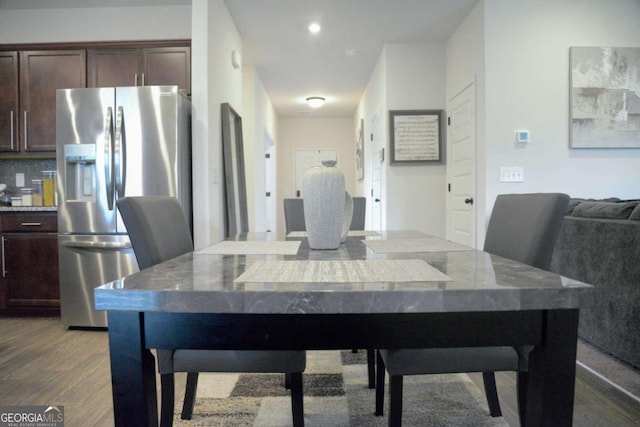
284 197 367 234
117 196 306 427
285 196 367 234
284 198 306 234
350 197 366 230
375 192 570 426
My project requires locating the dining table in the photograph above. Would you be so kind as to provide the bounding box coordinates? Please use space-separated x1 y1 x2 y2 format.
94 230 592 427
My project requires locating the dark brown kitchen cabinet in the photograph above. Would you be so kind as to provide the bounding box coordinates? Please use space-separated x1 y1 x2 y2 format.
88 46 190 94
0 212 59 316
19 50 86 153
0 52 19 152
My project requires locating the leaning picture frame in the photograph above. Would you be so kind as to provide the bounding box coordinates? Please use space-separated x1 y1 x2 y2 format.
221 102 249 237
389 109 444 164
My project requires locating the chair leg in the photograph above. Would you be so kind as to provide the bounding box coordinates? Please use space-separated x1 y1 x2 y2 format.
517 371 529 427
160 373 175 427
289 372 305 427
375 350 386 416
180 372 199 420
367 348 376 389
482 372 502 417
388 375 403 427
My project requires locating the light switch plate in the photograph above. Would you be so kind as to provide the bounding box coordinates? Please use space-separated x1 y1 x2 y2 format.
499 167 524 182
16 173 25 187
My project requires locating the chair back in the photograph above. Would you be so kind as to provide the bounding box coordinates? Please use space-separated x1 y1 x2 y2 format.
483 193 569 271
285 196 367 234
350 197 366 230
117 196 193 270
284 198 306 234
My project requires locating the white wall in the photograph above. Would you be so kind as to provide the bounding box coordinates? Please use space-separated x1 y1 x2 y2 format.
242 66 278 233
0 5 191 42
482 0 640 225
190 0 243 248
374 44 448 236
276 118 356 236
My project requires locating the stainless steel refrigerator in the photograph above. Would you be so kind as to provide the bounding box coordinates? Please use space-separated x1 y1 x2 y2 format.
56 86 191 328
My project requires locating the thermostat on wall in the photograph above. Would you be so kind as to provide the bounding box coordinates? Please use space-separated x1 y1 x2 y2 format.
515 130 530 143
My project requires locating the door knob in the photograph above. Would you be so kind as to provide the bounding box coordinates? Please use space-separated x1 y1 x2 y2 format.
374 198 381 202
464 197 474 205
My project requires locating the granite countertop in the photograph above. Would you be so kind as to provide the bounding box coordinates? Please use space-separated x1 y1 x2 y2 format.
95 231 593 315
0 206 58 212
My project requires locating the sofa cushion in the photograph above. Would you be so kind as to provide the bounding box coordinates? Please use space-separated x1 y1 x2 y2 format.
630 203 640 220
566 199 584 215
572 201 638 219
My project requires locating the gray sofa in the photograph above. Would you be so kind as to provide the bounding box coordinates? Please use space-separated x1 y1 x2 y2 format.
550 198 640 370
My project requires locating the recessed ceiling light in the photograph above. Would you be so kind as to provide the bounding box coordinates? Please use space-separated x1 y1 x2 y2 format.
308 22 321 34
306 97 325 108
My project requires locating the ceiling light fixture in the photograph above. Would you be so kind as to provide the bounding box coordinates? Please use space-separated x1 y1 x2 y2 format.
308 22 321 34
306 97 325 108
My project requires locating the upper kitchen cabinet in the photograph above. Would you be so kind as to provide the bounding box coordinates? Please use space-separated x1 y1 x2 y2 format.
88 46 190 94
0 52 19 152
19 50 87 153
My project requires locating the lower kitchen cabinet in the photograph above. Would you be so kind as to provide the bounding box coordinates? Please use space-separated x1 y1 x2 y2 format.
0 211 59 316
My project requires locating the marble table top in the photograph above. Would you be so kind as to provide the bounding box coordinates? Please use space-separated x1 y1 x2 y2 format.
94 231 592 314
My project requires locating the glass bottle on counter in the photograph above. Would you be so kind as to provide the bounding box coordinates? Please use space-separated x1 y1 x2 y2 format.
32 179 44 206
21 188 33 207
43 170 57 206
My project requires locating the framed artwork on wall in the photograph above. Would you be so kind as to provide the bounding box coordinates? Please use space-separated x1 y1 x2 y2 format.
389 109 444 164
356 118 364 180
570 46 640 148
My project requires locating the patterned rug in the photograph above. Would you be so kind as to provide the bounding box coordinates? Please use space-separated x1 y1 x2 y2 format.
173 350 508 426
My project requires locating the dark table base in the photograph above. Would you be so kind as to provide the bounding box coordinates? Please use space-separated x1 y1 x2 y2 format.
107 309 579 426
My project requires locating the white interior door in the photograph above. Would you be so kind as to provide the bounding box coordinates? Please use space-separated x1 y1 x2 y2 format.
264 135 276 232
294 149 338 198
447 81 476 247
370 113 383 231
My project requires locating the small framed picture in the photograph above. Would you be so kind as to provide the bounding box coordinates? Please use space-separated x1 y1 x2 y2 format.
389 109 444 164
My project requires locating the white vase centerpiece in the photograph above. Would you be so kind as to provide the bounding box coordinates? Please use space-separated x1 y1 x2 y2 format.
303 160 353 249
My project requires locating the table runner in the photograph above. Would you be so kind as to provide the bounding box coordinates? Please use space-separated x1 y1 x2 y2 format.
196 240 301 255
234 259 452 283
364 237 472 254
287 230 381 238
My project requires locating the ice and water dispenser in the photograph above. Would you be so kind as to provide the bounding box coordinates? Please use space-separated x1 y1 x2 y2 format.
64 144 96 202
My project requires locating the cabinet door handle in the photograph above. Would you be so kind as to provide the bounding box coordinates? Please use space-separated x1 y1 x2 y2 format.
10 110 15 150
2 236 6 278
134 73 138 86
141 73 145 86
20 222 42 227
23 110 28 151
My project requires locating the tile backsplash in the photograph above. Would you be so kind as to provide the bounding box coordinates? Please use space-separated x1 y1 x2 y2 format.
0 159 56 196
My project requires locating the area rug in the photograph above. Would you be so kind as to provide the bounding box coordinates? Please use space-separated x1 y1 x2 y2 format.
173 350 508 426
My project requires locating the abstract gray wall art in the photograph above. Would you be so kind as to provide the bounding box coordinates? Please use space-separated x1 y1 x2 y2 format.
570 46 640 148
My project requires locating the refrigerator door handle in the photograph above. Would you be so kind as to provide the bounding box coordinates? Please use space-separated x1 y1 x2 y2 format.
114 106 127 200
60 240 132 251
104 107 115 211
